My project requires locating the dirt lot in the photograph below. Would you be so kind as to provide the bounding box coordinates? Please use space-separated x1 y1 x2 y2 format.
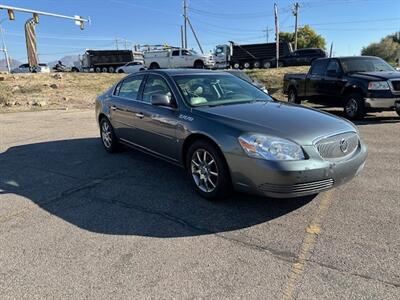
0 67 309 113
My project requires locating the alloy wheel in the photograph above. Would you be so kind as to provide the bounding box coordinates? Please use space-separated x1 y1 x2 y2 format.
345 98 358 117
191 149 219 193
101 121 112 149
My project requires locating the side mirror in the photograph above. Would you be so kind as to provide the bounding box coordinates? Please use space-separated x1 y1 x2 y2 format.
151 94 175 108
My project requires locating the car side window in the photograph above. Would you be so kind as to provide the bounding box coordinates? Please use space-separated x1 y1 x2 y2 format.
181 50 190 56
326 60 341 75
142 75 173 104
116 75 144 100
172 50 180 56
310 60 329 76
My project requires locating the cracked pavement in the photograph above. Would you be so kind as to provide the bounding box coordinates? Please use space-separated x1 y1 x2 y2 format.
0 109 399 299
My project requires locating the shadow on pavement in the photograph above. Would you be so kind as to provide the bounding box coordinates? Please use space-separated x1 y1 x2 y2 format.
0 138 314 237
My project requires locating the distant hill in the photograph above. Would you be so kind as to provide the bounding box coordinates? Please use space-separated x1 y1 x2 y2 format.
48 55 80 67
0 59 22 71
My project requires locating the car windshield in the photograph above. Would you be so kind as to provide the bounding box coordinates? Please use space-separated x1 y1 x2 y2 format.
173 74 272 107
341 57 395 73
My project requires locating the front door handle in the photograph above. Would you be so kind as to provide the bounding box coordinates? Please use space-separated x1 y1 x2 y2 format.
110 105 117 111
136 113 144 119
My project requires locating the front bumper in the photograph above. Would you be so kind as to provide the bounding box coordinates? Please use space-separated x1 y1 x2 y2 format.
226 142 367 198
364 97 400 109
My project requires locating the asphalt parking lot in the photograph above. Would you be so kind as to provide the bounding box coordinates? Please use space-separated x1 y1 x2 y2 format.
0 109 399 299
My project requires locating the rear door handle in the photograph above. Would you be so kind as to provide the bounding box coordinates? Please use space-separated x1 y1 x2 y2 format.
136 113 144 119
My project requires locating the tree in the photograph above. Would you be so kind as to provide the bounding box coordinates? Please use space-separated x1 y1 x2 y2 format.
279 25 326 49
362 33 400 64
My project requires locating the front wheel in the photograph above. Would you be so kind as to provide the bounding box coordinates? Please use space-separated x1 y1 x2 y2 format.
100 117 119 153
186 140 232 200
288 88 300 104
344 93 366 120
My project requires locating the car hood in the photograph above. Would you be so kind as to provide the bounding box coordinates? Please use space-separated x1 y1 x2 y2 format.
349 71 400 81
194 101 357 145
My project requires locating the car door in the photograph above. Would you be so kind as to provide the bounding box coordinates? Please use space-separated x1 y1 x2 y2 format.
306 59 329 101
132 74 181 161
170 50 182 68
108 75 145 141
321 59 347 103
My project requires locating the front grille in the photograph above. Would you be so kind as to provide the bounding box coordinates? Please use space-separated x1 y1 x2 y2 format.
315 132 359 161
391 80 400 92
258 178 334 194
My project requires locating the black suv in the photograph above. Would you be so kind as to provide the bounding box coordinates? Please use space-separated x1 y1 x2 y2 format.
273 48 326 67
283 56 400 119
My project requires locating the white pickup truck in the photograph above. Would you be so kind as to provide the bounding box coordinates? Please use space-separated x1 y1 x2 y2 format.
144 48 215 69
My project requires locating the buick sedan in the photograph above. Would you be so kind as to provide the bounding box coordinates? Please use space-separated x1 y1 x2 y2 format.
95 69 367 200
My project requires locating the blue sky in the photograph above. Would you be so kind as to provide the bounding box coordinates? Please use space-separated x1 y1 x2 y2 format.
0 0 399 63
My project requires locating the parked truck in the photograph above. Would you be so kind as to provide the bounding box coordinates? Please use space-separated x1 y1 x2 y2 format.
213 41 292 69
144 48 215 69
72 50 144 73
283 56 400 119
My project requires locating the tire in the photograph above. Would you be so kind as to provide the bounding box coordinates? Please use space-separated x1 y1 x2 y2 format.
253 61 261 68
288 88 300 104
344 93 366 120
95 67 102 73
194 60 204 69
186 139 232 200
277 61 285 68
233 62 240 69
395 107 400 117
118 69 124 73
102 67 108 73
243 62 251 69
71 67 79 72
149 62 160 69
108 66 115 73
99 117 119 153
262 61 271 69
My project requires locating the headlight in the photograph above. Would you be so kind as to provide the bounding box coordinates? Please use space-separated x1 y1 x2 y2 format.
368 81 390 90
238 133 305 161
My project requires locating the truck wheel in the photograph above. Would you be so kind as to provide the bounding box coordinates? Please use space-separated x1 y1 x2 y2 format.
95 67 101 73
102 67 108 73
243 62 251 69
194 60 204 69
233 62 240 69
118 69 124 73
253 61 261 68
149 62 160 69
71 67 79 72
278 61 285 67
108 66 115 73
262 61 271 69
344 93 366 120
288 88 300 104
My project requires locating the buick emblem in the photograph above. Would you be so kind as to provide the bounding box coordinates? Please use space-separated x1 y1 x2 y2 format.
339 138 348 153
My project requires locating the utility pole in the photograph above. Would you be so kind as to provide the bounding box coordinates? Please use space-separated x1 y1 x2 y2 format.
183 0 188 49
263 26 269 43
0 20 11 73
274 3 279 68
293 2 299 50
180 25 184 48
115 38 119 50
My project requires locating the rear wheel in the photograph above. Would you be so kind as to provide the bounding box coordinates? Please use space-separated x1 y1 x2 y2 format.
233 62 240 69
262 61 271 69
344 93 366 120
100 117 119 153
253 61 261 68
95 67 101 73
108 66 115 73
149 62 160 69
243 62 251 69
288 88 300 104
102 67 108 73
186 140 232 200
118 69 124 73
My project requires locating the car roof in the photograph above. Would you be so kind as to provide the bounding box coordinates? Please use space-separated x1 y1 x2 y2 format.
315 56 380 61
139 69 233 76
